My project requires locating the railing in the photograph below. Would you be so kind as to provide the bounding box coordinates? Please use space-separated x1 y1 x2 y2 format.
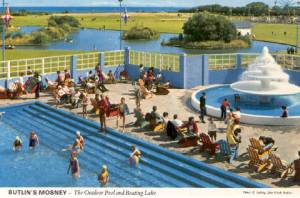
274 54 300 71
208 54 236 70
77 52 100 70
104 50 125 67
129 50 180 72
241 54 259 68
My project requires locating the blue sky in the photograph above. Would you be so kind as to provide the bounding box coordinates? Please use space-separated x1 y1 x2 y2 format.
6 0 276 7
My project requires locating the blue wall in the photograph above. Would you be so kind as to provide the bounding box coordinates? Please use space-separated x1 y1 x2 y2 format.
1 50 300 90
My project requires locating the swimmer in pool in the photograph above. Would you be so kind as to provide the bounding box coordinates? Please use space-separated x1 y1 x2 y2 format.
129 145 141 166
13 136 23 151
98 165 109 186
75 131 84 150
67 151 80 178
29 131 39 149
72 138 83 154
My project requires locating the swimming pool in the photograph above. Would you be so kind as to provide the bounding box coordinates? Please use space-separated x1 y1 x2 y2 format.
0 102 268 187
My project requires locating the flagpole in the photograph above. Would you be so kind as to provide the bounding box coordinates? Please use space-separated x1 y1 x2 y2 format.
119 0 123 50
2 0 5 75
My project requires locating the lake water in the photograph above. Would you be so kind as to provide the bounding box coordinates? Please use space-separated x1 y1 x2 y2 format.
16 27 291 54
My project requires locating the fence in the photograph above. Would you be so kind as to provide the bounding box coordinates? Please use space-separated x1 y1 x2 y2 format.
104 50 125 67
129 50 180 72
77 52 100 70
208 54 237 70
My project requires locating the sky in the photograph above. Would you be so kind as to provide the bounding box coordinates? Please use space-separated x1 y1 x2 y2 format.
5 0 277 7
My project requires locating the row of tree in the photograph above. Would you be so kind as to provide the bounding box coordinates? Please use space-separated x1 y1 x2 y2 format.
179 2 300 17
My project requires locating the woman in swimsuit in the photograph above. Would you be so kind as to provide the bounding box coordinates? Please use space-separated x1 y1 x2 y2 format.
13 136 23 151
29 131 39 149
116 97 129 132
98 165 109 186
67 151 80 178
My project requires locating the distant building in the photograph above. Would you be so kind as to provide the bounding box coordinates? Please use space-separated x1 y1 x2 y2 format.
233 21 252 36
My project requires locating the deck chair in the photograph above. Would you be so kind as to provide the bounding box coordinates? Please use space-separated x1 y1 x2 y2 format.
217 139 237 161
247 146 270 172
249 137 265 151
199 133 219 155
269 153 294 178
90 98 99 114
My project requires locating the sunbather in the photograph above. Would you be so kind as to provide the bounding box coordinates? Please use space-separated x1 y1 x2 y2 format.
293 151 300 182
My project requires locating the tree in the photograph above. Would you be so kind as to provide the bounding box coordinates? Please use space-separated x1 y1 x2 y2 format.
183 13 237 42
246 2 269 16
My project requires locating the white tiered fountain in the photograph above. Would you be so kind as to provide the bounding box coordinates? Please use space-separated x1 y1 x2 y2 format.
231 47 300 96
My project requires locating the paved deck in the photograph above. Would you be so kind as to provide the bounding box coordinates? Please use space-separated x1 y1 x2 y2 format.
1 83 299 187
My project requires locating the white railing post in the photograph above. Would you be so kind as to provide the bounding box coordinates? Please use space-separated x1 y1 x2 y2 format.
41 58 45 74
7 61 10 79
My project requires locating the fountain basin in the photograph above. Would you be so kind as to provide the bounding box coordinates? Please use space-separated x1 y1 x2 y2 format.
231 81 300 96
191 85 300 126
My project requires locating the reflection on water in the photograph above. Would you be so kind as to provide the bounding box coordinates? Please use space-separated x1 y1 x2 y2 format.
17 27 292 54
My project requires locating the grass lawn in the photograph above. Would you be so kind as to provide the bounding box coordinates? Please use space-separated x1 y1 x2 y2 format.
253 23 299 47
0 50 90 61
11 13 189 34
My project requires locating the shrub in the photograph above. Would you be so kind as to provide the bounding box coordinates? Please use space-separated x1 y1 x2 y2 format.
123 25 160 40
48 16 80 28
31 31 51 44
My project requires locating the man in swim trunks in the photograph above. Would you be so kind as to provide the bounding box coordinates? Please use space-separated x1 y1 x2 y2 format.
67 151 80 178
129 145 141 166
29 131 39 149
98 165 109 186
13 136 23 151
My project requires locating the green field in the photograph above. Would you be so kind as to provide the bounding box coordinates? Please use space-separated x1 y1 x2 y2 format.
253 23 299 47
10 13 300 47
0 50 89 61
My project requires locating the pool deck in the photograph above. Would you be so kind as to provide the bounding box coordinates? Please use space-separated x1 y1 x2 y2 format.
1 83 299 188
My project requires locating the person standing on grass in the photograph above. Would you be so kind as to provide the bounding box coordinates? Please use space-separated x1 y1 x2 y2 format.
116 97 129 132
199 92 206 123
99 94 109 132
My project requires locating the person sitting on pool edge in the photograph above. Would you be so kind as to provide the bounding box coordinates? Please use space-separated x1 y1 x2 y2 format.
29 131 39 150
68 151 80 178
13 136 23 151
129 145 141 166
98 165 109 186
281 106 288 118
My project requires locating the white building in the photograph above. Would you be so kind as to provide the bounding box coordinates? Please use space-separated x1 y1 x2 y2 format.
233 21 252 36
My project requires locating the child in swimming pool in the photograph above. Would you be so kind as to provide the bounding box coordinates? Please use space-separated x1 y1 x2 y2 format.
129 145 141 166
29 131 39 150
13 136 23 151
98 165 109 186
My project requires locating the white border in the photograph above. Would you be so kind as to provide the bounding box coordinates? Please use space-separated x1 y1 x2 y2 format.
191 85 300 126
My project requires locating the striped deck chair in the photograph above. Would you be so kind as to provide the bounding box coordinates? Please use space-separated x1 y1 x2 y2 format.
217 140 236 161
199 133 219 155
247 146 270 172
249 137 265 152
269 153 294 178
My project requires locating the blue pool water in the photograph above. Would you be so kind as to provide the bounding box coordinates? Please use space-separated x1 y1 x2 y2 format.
195 85 300 117
0 102 268 187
